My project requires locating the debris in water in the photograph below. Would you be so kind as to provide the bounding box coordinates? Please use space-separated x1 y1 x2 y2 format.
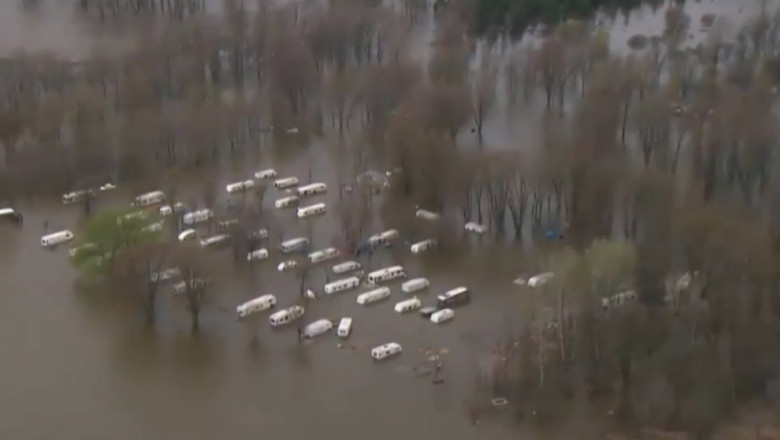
491 397 509 407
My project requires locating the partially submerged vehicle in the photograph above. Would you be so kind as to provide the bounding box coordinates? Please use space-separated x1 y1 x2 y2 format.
303 319 333 339
269 305 305 327
371 342 402 361
0 207 23 224
236 294 277 319
41 230 75 248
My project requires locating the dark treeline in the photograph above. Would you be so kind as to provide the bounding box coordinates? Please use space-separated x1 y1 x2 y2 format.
2 0 780 438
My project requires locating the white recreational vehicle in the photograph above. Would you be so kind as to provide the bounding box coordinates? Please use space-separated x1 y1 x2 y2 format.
367 229 399 247
324 276 361 295
40 230 75 248
279 237 309 253
303 319 333 338
394 297 421 313
254 168 277 180
159 202 187 217
277 260 299 272
62 189 94 205
464 222 488 234
297 202 326 219
182 209 214 226
296 183 327 198
332 260 361 275
356 287 391 306
402 278 430 293
410 239 436 254
178 229 198 242
132 190 166 207
430 308 455 324
371 342 402 361
436 287 470 308
337 317 353 338
226 179 256 194
269 305 305 327
246 248 269 262
366 265 406 286
0 207 23 223
236 294 277 319
274 195 300 209
273 177 299 190
528 272 554 287
307 247 340 264
415 209 440 221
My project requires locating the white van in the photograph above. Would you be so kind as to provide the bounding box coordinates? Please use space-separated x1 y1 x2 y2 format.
356 287 391 305
182 209 214 226
303 319 333 338
371 342 402 361
415 209 440 221
337 317 353 338
277 260 298 272
528 272 554 287
269 305 305 327
366 265 407 285
132 190 166 207
464 222 488 234
178 229 198 242
254 168 277 180
200 234 230 249
368 229 399 247
62 190 93 205
307 247 340 264
41 230 75 248
296 183 327 197
332 260 361 275
402 278 430 293
274 176 299 190
226 179 255 194
274 195 300 209
430 308 455 324
324 276 361 295
279 237 309 253
394 296 421 313
410 239 436 254
247 248 269 262
297 202 326 219
236 294 277 319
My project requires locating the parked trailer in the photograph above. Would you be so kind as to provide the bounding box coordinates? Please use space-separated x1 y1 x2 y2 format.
274 195 300 209
303 319 333 338
307 247 340 264
528 272 554 287
324 276 361 295
132 190 166 207
394 297 421 313
297 202 326 219
436 287 470 308
62 189 94 205
337 317 353 338
269 305 305 327
182 209 214 226
159 202 187 217
41 230 75 248
247 248 269 262
0 207 23 224
236 294 277 319
178 229 198 242
172 278 208 295
368 229 399 247
332 260 361 274
415 209 440 221
296 183 327 197
371 342 402 361
279 237 309 253
226 179 256 194
356 287 391 305
430 308 455 324
402 278 430 293
366 265 407 285
274 177 299 190
410 239 436 254
464 221 488 234
277 260 299 272
254 168 277 180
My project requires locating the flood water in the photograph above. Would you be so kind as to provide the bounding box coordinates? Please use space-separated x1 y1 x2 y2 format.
0 1 767 439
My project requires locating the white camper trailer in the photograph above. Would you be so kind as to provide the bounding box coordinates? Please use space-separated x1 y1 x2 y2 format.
273 177 299 190
410 239 436 254
303 319 333 338
277 260 299 272
159 202 187 217
178 229 198 242
132 190 166 207
236 294 277 319
528 272 554 287
415 209 440 221
356 287 391 305
368 229 399 247
332 260 361 275
296 202 326 219
402 278 430 293
464 222 488 234
307 247 340 264
62 190 94 205
430 308 455 324
226 179 256 194
0 207 23 224
371 342 402 361
254 168 277 180
246 248 269 262
40 230 75 248
269 305 305 327
394 297 421 313
296 183 327 197
366 265 406 285
324 277 361 295
279 237 309 253
337 317 353 338
274 195 300 209
436 286 470 308
182 209 214 226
